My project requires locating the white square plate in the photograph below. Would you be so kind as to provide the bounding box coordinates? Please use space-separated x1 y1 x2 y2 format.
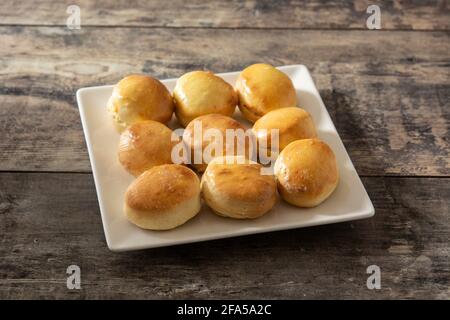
77 65 374 252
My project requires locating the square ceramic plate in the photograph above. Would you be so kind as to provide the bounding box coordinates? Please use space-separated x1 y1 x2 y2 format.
77 65 374 252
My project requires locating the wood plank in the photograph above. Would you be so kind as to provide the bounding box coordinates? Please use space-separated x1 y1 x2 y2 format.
0 0 449 30
0 172 448 299
0 27 448 175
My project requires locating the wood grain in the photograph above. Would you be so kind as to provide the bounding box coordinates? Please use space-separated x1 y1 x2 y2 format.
0 27 448 175
0 172 448 299
0 0 449 30
0 0 448 302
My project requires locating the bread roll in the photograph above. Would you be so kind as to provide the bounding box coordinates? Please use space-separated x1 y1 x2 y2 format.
201 156 277 219
274 139 338 207
173 71 237 127
124 164 201 230
253 107 317 157
182 114 255 172
235 63 297 123
108 75 174 130
118 120 178 177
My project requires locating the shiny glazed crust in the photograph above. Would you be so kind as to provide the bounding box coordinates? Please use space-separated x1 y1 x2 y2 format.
235 63 297 123
118 120 178 177
108 75 174 130
173 71 237 127
274 139 339 207
253 107 317 155
201 156 278 219
182 114 255 172
124 164 201 230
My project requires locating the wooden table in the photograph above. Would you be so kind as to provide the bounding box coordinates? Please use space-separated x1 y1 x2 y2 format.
0 1 448 299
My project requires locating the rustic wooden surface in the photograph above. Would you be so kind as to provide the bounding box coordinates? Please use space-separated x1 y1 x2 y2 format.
1 0 449 30
0 1 449 299
1 27 449 175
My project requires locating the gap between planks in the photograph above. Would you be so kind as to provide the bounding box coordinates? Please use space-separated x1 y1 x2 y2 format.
0 23 449 32
0 170 449 179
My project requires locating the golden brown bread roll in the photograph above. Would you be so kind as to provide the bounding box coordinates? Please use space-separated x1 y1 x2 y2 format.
118 120 178 177
201 156 278 219
235 63 297 123
173 71 237 127
253 107 317 157
108 75 174 130
124 164 201 230
182 114 255 172
274 139 339 207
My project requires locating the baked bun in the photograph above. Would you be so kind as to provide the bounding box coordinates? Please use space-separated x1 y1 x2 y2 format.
235 63 297 123
108 75 174 130
124 164 201 230
182 114 254 172
118 120 178 177
201 156 277 219
173 71 237 127
253 107 317 157
274 139 338 207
